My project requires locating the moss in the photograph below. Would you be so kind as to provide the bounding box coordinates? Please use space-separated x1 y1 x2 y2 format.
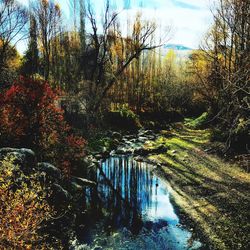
185 112 208 129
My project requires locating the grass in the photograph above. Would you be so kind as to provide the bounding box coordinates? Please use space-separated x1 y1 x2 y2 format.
184 112 208 129
147 124 250 250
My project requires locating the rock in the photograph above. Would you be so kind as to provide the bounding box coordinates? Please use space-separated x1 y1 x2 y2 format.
134 144 168 156
101 150 110 159
123 135 135 140
153 145 168 154
95 154 103 160
137 136 148 142
134 156 161 166
138 129 153 137
112 139 120 145
69 181 83 193
111 132 122 140
134 147 150 156
0 147 36 173
115 147 133 155
37 162 62 180
134 156 145 162
51 184 71 202
71 176 96 187
147 135 156 140
93 246 102 250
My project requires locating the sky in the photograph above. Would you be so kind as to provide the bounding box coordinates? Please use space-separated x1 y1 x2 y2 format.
17 0 213 53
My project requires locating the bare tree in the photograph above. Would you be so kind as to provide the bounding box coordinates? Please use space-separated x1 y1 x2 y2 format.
33 0 61 80
0 0 28 69
80 0 169 115
197 0 250 151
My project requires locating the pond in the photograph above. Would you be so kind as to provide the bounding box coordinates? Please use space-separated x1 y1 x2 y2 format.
73 156 203 250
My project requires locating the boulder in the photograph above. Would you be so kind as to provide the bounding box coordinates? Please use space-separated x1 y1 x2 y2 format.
153 145 168 154
133 147 150 156
0 148 36 173
37 162 62 180
71 176 96 187
115 147 133 155
51 183 71 203
69 181 83 193
134 145 168 156
111 131 122 140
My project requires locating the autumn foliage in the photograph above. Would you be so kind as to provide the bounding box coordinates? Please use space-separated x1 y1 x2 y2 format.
0 156 52 249
0 77 86 174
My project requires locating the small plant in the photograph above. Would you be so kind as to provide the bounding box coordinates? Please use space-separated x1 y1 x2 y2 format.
117 104 141 129
0 156 56 249
185 112 208 129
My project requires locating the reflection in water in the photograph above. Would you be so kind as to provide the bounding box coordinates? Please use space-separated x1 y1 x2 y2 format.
75 156 202 249
98 157 178 229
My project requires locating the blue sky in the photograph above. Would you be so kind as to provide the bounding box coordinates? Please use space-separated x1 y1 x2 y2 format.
17 0 213 53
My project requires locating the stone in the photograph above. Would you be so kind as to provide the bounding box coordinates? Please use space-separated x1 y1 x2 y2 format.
51 184 71 202
138 136 148 142
71 176 96 187
93 246 102 250
0 147 36 173
133 147 150 156
111 132 122 140
37 162 62 180
115 147 133 155
69 181 83 193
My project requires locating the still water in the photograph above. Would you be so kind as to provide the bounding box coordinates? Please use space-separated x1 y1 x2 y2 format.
76 156 203 250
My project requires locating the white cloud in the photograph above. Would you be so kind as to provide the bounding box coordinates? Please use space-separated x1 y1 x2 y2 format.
117 1 213 48
16 0 213 53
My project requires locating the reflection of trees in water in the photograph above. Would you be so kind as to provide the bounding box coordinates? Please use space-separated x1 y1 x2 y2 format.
96 156 156 233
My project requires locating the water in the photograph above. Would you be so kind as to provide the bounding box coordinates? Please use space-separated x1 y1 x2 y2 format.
75 156 203 250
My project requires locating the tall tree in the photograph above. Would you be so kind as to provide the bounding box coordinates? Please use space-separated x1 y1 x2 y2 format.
81 0 166 115
21 14 39 76
33 0 61 80
196 0 250 151
0 0 28 71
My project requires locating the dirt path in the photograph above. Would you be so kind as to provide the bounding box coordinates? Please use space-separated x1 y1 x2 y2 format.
146 125 250 249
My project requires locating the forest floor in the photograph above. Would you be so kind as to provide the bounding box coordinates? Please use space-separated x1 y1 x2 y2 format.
147 125 250 250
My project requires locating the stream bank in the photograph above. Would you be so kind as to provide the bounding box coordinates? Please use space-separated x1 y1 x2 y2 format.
87 124 250 250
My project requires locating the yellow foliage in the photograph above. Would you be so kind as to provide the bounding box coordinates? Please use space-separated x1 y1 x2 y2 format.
164 49 176 63
0 38 21 70
0 157 55 249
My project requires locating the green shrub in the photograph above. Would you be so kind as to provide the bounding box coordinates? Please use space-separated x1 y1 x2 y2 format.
117 104 141 128
185 112 208 129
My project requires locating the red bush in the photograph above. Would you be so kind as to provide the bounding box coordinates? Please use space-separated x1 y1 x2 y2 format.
0 77 86 175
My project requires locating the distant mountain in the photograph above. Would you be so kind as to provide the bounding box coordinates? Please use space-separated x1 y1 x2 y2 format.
161 44 193 60
164 44 193 51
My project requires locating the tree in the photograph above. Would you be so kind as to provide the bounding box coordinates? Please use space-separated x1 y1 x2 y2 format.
33 0 61 80
0 0 28 71
79 0 168 116
197 0 250 152
20 14 39 76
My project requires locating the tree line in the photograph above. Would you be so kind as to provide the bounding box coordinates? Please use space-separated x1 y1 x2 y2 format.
0 0 249 152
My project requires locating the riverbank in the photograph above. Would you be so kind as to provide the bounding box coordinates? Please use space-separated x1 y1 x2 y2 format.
146 124 250 249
